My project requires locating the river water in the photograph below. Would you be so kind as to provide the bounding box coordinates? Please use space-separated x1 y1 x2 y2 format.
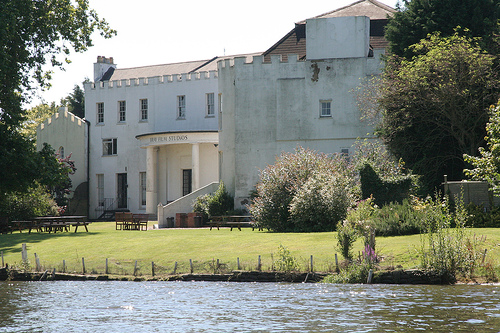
0 281 499 332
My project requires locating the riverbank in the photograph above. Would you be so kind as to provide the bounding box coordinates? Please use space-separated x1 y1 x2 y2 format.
1 223 499 281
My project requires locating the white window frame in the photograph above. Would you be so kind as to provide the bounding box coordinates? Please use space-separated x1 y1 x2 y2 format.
139 172 147 207
177 95 186 119
118 100 126 122
206 93 215 117
320 100 332 117
102 138 117 156
58 146 65 159
140 99 148 121
97 102 104 124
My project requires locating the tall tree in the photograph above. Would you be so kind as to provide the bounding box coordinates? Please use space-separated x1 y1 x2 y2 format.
385 0 500 59
62 84 85 118
377 33 500 192
0 0 115 196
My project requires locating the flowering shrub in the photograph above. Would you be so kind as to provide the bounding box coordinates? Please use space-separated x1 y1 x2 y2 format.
249 147 355 232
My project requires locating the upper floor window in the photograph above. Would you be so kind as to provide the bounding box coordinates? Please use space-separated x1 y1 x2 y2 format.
118 101 126 122
97 102 104 124
177 95 186 119
140 99 148 121
103 138 117 156
206 93 215 117
320 100 332 117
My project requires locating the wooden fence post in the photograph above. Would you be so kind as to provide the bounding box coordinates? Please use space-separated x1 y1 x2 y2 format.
190 259 193 274
237 257 241 270
21 244 27 262
63 260 66 273
257 255 261 271
335 253 339 272
82 257 86 274
134 260 138 276
152 262 155 277
105 258 109 274
173 262 178 274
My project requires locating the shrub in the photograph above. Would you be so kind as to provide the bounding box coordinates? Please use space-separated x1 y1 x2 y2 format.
273 245 299 272
289 173 351 232
0 183 59 220
249 146 355 232
193 182 234 221
370 199 425 236
359 162 413 207
336 220 358 261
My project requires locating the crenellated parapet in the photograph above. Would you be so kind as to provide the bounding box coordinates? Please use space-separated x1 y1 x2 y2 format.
86 70 218 90
38 108 86 131
218 54 303 70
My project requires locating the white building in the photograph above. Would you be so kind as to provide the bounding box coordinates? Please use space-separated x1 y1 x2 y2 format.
39 0 394 223
84 57 240 220
36 107 89 215
218 1 394 209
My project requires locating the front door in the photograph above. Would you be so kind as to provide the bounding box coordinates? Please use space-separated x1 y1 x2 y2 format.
182 169 192 196
117 173 128 209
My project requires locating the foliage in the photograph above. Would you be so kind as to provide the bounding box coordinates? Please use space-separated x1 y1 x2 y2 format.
369 199 425 236
193 182 234 220
385 0 500 59
359 162 413 206
464 203 500 228
377 33 500 194
336 220 358 261
37 143 76 207
0 183 59 220
20 103 58 143
249 146 355 232
322 262 371 284
288 173 351 232
419 194 483 281
273 245 299 272
464 101 500 196
61 84 85 118
0 0 114 198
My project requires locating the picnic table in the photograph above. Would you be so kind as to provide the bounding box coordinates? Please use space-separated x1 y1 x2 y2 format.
12 216 90 234
115 212 148 231
208 216 258 231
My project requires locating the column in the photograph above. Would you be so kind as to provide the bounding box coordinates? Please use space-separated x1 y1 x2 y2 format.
146 146 158 215
192 143 200 191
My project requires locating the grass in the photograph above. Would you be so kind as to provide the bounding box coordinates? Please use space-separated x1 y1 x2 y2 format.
1 222 500 278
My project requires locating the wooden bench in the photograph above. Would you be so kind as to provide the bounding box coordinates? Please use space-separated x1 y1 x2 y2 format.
208 216 257 231
116 212 148 231
132 214 149 231
115 212 132 230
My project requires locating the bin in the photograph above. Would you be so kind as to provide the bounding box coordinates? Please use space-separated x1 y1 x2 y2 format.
166 217 174 228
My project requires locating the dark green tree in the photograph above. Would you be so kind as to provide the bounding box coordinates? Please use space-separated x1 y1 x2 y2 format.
0 0 115 197
62 84 85 118
385 0 500 59
377 33 500 192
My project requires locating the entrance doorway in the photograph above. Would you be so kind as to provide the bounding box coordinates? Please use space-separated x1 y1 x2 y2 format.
117 173 128 209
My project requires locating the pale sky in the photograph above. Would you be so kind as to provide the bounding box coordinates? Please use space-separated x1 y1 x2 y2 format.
30 0 398 108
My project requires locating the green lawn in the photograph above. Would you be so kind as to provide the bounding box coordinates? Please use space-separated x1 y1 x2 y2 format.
1 222 499 277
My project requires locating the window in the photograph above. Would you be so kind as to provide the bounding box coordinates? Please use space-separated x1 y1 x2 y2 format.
139 172 146 206
320 100 332 117
97 102 104 124
177 95 186 119
58 146 64 159
97 174 104 207
182 169 192 196
140 99 148 121
118 101 126 122
102 138 117 156
206 93 215 117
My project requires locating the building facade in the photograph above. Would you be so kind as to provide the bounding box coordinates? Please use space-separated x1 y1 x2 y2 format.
84 58 227 219
38 0 394 222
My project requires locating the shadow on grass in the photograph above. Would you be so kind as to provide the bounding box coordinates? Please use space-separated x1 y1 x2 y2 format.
0 231 98 256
